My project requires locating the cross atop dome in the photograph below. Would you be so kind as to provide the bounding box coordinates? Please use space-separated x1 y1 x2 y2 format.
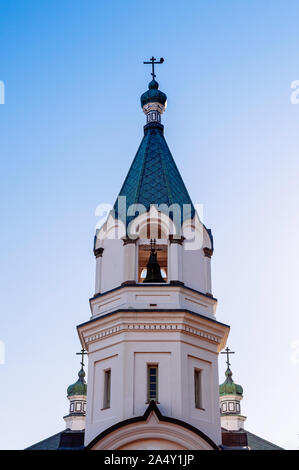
221 347 235 368
143 56 164 80
76 348 87 369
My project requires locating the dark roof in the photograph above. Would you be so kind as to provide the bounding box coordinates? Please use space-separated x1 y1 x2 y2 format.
113 122 195 227
25 431 63 450
26 426 283 450
245 429 283 450
58 430 85 450
25 429 85 450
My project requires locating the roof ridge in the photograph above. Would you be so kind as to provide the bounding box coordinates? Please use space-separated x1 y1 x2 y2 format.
25 430 64 450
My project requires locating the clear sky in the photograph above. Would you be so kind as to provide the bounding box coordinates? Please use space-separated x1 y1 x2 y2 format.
1 0 299 450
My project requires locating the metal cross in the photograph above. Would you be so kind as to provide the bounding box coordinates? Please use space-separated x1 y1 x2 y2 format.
150 238 156 252
143 56 164 80
221 347 235 367
143 239 162 252
76 348 88 368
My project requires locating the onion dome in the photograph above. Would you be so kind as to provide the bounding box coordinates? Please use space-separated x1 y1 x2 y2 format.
67 367 87 397
219 366 243 396
140 79 167 109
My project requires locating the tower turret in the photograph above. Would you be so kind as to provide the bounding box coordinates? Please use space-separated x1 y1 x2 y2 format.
63 350 87 431
141 78 167 124
78 58 230 449
219 347 246 432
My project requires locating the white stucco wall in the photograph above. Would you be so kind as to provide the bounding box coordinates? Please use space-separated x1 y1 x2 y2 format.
79 311 229 447
182 248 206 292
100 239 123 293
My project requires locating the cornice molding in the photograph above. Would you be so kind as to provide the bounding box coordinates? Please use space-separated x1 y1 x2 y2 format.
77 309 230 351
82 321 222 347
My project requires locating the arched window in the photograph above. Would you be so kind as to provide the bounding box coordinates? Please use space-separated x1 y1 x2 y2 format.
138 242 168 283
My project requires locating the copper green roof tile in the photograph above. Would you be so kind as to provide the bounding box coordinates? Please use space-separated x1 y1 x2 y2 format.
113 122 195 227
67 367 87 397
219 367 243 396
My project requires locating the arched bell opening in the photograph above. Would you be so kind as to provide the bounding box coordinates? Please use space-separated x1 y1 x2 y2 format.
138 239 168 283
130 209 173 284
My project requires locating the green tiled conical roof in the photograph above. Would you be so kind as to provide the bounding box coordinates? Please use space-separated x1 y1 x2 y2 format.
114 122 195 226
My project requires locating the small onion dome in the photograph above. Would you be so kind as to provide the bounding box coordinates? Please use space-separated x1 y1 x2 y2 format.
219 367 243 396
67 367 87 397
140 79 167 108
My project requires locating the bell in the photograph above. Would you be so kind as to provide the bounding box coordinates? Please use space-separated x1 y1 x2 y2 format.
143 248 165 283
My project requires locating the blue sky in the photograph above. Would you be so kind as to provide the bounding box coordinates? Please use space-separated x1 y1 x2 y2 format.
1 0 299 449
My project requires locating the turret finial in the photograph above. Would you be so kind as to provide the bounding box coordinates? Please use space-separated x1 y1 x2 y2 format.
67 350 88 397
143 56 164 80
64 351 88 431
219 347 246 431
221 346 235 368
76 348 87 369
219 347 243 396
141 57 167 125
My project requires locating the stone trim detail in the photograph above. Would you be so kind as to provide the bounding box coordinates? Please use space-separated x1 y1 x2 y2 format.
122 236 139 246
83 321 221 345
94 248 104 258
121 281 137 286
169 235 185 245
169 280 185 286
203 247 213 258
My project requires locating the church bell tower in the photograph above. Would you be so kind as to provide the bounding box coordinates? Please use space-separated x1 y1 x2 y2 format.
77 58 230 450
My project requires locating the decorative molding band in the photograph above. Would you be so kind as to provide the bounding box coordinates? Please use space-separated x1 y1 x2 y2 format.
169 235 185 245
79 308 228 330
94 247 104 258
203 247 213 258
83 322 221 346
